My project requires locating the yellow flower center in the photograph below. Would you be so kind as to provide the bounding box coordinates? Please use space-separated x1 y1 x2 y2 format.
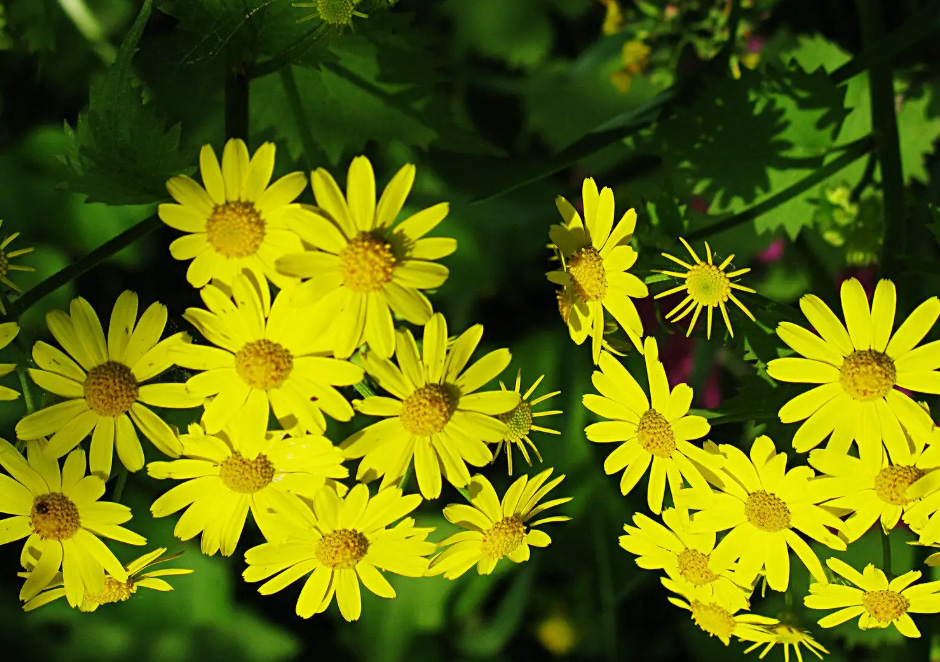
234 339 294 390
339 232 396 293
219 452 275 493
31 493 81 540
840 350 896 401
637 409 676 458
206 201 266 259
861 589 910 623
400 384 456 436
316 0 356 25
874 465 926 506
498 401 532 442
568 247 608 302
745 490 791 532
676 548 718 586
689 600 736 642
769 624 809 645
316 528 369 569
481 516 526 559
83 361 139 417
556 289 573 324
685 263 730 307
84 576 136 608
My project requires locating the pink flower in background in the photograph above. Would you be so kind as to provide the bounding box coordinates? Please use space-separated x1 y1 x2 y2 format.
756 238 785 263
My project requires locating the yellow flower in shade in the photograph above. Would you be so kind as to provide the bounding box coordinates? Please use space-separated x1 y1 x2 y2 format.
583 338 717 513
655 238 756 339
148 401 347 556
158 139 304 290
0 322 21 400
0 441 145 607
172 274 363 435
768 278 940 463
619 508 751 610
664 578 777 646
805 558 940 637
426 469 570 579
276 157 455 359
536 606 579 656
0 221 35 313
678 436 846 592
15 293 198 478
743 623 829 661
492 370 561 475
243 483 435 622
547 178 648 363
22 547 192 612
342 313 518 499
809 441 940 543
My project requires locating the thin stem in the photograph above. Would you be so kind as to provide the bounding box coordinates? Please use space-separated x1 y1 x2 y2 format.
686 137 873 241
857 0 906 280
717 0 743 71
9 216 161 318
17 369 36 415
279 66 322 171
352 378 377 399
882 528 893 579
111 468 128 502
225 57 250 141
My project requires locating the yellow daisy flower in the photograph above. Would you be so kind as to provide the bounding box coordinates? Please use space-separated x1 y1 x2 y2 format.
148 401 347 556
426 469 571 579
22 547 192 612
158 139 304 290
743 623 829 661
276 157 456 359
492 370 561 475
0 440 145 607
804 558 940 637
664 578 777 646
768 278 940 463
809 441 940 543
654 238 756 339
898 448 940 546
619 508 751 610
172 273 363 435
243 483 435 622
678 435 846 592
342 313 518 499
547 177 648 363
0 321 21 400
0 220 35 313
583 338 717 513
16 292 198 478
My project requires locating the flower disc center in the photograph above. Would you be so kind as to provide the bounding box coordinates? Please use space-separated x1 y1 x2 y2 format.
234 339 294 390
400 384 455 436
498 401 533 441
874 465 926 506
676 548 718 586
219 452 275 493
840 350 896 401
686 263 730 307
206 201 266 259
339 232 396 293
316 528 369 569
862 589 910 623
745 490 791 532
637 409 676 458
31 492 81 540
84 361 139 417
568 247 608 302
481 516 526 559
689 600 736 642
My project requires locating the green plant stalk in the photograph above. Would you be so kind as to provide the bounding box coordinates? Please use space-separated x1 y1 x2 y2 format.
280 66 322 171
16 368 35 415
112 468 128 502
686 137 873 241
856 0 906 279
10 215 161 318
882 528 893 579
225 57 250 141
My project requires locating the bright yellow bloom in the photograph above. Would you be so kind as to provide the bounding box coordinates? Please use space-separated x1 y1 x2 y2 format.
898 443 940 545
743 623 829 661
492 370 561 475
158 139 304 290
172 274 363 435
342 313 518 499
148 400 347 556
547 178 648 363
809 441 940 543
0 322 21 400
277 157 455 359
805 558 940 637
0 441 145 607
427 469 570 578
536 607 579 656
619 508 751 610
768 278 940 463
243 483 435 622
664 578 777 646
0 220 35 313
678 436 846 592
22 547 192 612
655 238 755 339
16 293 198 477
583 338 717 513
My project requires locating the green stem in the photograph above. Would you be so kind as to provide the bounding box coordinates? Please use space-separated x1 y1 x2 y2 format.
279 66 322 171
112 468 128 502
686 137 873 241
717 0 743 71
17 368 36 415
882 528 893 579
352 378 377 399
856 0 906 279
225 57 250 141
10 216 161 318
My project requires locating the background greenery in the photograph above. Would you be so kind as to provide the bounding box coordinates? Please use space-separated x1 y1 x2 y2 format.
1 0 940 660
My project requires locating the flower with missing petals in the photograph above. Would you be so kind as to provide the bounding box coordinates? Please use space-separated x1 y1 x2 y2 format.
492 370 561 475
664 578 777 646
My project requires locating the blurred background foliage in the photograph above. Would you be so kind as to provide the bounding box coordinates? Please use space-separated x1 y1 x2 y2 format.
1 0 940 660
